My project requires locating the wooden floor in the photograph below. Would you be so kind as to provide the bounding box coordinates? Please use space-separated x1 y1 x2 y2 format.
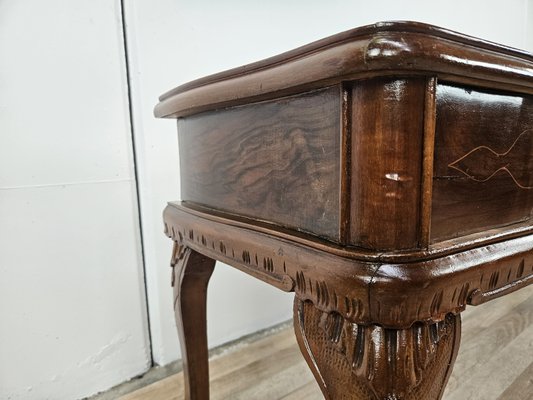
122 285 533 400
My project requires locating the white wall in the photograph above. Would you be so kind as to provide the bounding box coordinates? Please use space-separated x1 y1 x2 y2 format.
524 0 533 52
0 1 150 399
126 0 533 366
1 1 532 399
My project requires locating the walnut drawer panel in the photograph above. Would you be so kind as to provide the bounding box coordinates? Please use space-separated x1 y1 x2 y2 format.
178 87 341 241
431 84 533 243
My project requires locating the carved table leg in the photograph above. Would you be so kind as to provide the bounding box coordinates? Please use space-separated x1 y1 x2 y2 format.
293 298 461 400
172 243 216 400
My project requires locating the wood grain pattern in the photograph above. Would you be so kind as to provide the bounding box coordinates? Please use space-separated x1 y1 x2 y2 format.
431 84 533 242
179 87 341 241
350 78 425 250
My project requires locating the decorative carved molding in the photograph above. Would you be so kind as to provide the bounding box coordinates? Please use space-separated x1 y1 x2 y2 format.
165 221 296 292
371 255 532 326
295 299 461 400
164 204 533 328
466 256 533 305
166 217 372 323
449 129 533 189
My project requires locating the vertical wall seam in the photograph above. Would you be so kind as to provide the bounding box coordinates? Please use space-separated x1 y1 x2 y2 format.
119 0 154 367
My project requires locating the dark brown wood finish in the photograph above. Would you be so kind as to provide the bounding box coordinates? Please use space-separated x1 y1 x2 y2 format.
171 244 216 400
179 87 341 240
165 203 533 328
350 78 425 250
164 204 376 324
155 22 533 119
339 84 352 244
431 84 533 242
294 300 461 400
420 77 438 248
156 21 533 400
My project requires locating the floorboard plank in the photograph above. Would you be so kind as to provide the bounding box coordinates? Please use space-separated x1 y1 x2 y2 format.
444 294 533 398
496 362 533 400
280 381 322 400
121 285 533 400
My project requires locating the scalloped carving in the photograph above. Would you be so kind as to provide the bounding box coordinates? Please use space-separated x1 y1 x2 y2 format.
165 212 532 327
295 299 461 400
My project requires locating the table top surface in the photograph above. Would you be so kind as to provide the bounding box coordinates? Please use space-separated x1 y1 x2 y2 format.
155 21 533 118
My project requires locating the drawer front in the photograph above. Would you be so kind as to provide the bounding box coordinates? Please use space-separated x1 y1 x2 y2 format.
178 87 341 240
431 84 533 242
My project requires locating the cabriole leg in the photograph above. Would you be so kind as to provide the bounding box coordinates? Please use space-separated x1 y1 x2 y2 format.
293 297 461 400
172 243 216 400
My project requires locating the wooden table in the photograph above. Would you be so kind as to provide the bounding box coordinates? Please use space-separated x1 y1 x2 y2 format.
155 21 533 400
